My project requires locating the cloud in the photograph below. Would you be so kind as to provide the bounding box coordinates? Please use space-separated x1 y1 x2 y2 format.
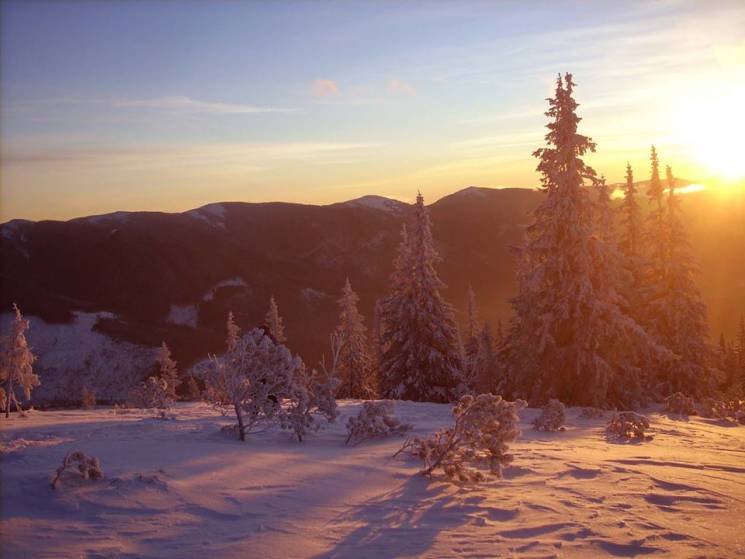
311 79 340 98
9 96 293 115
1 141 377 168
388 79 416 96
113 96 292 115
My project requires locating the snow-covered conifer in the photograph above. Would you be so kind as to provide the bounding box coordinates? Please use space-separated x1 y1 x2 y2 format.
473 321 497 394
264 296 287 343
345 401 411 445
1 304 39 417
620 163 642 263
156 342 180 401
378 194 464 402
226 311 240 350
463 286 481 390
500 74 665 408
334 279 374 399
396 394 526 482
642 166 712 396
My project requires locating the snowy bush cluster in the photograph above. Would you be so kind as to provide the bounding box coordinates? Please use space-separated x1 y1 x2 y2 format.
532 399 566 431
51 450 104 489
664 392 697 415
698 398 745 423
396 394 526 482
203 319 337 442
345 400 411 446
605 411 652 441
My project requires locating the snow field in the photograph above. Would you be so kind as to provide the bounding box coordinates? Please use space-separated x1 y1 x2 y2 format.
1 401 744 558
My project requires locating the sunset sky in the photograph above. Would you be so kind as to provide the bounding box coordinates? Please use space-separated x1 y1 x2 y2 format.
2 0 744 221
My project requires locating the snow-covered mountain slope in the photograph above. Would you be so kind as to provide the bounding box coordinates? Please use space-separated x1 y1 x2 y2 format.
0 311 156 405
1 401 743 558
335 194 409 213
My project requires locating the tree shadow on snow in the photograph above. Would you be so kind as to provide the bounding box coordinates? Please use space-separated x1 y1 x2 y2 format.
314 475 484 559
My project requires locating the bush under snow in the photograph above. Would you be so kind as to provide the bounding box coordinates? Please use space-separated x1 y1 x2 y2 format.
664 392 697 416
51 450 104 489
204 322 337 442
345 401 411 446
396 394 526 482
605 411 652 441
532 399 566 431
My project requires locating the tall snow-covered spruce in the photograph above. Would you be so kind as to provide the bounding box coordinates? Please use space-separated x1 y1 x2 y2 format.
643 166 713 395
1 304 39 417
334 278 375 399
378 194 464 402
500 73 664 407
463 285 481 390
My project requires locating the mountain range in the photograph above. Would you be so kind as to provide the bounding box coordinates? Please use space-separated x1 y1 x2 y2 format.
1 185 744 403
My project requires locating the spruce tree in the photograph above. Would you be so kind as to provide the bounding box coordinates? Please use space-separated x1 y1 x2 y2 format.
335 278 374 399
474 321 497 394
1 304 39 417
500 73 663 407
265 296 287 343
156 342 180 401
644 166 712 395
379 194 464 402
620 163 641 261
463 285 481 389
226 311 240 350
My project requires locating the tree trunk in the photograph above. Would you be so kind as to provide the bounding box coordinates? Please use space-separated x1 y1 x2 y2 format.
235 403 246 442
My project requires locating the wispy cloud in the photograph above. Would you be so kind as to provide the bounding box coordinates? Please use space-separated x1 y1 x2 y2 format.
311 79 340 98
9 96 293 115
388 79 416 96
1 141 378 168
112 96 293 114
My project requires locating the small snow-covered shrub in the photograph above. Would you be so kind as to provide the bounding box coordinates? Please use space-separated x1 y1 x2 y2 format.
127 376 172 411
533 399 566 431
697 397 729 419
664 392 697 415
395 394 526 482
698 398 745 423
606 411 652 441
205 325 337 442
345 401 411 445
81 386 96 409
51 450 104 489
579 407 605 419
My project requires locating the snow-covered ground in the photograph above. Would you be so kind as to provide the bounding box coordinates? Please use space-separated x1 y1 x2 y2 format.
1 401 744 558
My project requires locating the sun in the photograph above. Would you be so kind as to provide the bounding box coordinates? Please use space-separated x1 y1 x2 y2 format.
675 84 745 181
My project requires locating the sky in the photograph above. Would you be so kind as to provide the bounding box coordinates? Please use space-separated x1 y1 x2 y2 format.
1 0 744 221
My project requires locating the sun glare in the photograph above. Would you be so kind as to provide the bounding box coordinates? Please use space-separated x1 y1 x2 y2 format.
675 84 745 181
